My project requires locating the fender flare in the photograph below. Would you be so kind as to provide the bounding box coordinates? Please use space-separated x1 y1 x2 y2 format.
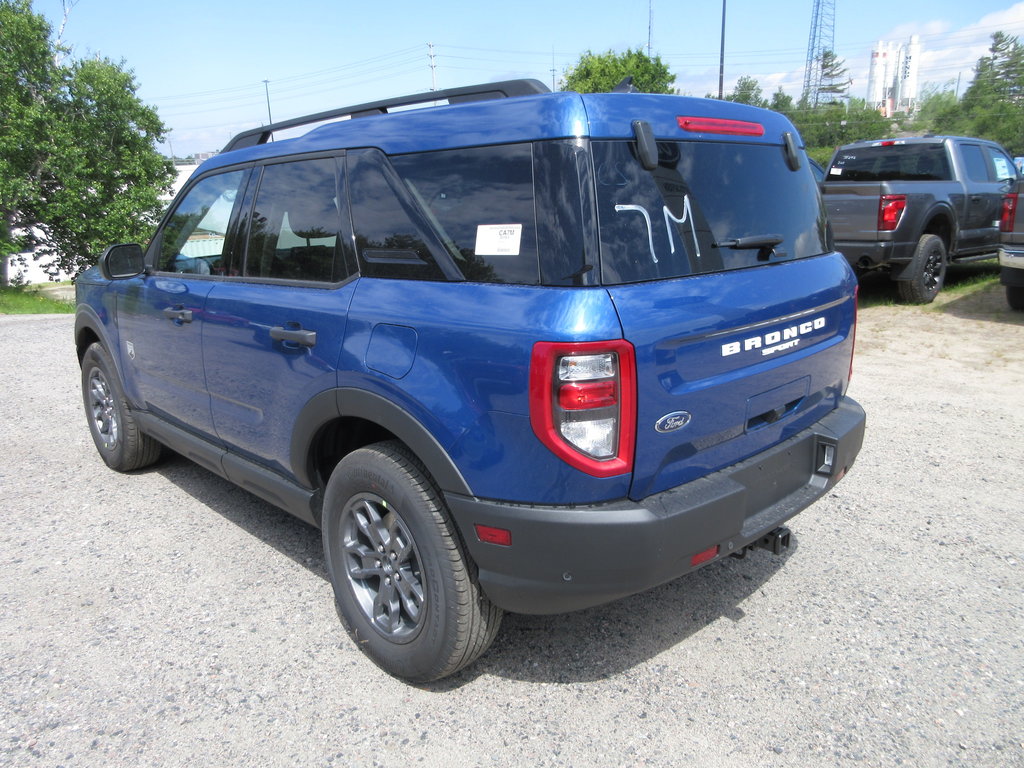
290 387 472 497
74 305 130 391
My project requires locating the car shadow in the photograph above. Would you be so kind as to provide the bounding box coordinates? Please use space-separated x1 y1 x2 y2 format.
152 451 328 580
435 546 790 688
150 450 793 688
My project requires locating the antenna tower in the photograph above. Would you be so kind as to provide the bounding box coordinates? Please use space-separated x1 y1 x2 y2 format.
802 0 836 106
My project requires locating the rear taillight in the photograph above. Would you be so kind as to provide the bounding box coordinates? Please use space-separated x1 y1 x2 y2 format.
878 194 906 231
529 340 636 477
1001 194 1018 233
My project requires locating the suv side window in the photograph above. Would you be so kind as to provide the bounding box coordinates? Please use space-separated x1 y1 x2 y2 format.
244 157 343 282
391 144 538 284
348 149 449 281
155 170 247 274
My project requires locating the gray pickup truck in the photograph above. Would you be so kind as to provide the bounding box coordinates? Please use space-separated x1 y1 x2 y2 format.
823 136 1020 303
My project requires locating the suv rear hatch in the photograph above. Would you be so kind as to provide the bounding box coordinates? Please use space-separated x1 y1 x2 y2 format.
586 125 856 502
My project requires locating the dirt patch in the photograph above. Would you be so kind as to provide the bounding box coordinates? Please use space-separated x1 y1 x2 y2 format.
855 265 1024 391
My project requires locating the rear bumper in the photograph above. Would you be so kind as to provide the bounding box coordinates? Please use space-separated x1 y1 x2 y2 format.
447 398 866 614
1000 248 1024 286
835 239 913 270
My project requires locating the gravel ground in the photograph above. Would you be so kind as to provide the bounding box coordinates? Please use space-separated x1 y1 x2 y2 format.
2 273 1022 768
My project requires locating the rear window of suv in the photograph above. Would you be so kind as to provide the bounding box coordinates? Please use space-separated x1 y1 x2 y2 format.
593 140 829 284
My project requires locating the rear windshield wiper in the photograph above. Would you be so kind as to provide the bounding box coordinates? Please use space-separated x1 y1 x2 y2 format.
714 234 784 261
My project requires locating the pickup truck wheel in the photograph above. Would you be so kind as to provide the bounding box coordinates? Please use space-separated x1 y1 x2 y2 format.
322 441 502 682
1007 285 1024 311
898 234 947 304
80 342 162 472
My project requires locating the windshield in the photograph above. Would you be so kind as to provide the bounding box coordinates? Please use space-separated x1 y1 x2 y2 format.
593 140 829 284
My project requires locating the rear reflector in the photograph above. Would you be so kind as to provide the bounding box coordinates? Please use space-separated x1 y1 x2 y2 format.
475 524 512 546
690 545 719 567
677 116 764 136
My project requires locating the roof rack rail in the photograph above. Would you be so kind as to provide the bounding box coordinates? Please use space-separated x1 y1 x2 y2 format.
222 79 551 153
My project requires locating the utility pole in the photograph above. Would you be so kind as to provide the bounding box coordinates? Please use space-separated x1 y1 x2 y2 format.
263 80 273 125
718 0 726 99
648 0 653 57
428 43 437 91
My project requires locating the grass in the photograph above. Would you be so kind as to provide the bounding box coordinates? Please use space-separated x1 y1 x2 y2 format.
855 261 1003 310
0 284 74 314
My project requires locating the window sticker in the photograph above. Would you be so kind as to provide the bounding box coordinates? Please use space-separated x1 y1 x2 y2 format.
475 224 523 256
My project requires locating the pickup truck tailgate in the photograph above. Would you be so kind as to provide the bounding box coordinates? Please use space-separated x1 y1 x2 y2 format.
824 182 884 241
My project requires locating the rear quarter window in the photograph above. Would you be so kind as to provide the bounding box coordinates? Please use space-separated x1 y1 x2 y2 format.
390 144 539 284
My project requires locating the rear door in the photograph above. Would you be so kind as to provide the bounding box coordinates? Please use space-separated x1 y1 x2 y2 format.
956 141 1009 253
591 138 857 501
202 156 357 480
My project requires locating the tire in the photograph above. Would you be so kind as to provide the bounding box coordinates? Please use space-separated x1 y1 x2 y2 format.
1007 285 1024 311
322 441 502 682
80 342 162 472
897 234 947 304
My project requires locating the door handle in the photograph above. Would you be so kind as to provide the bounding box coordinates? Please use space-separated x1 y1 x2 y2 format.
162 306 193 324
270 325 317 347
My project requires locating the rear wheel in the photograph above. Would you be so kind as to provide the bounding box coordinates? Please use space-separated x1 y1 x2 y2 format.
897 234 947 304
80 342 161 471
322 441 501 682
1007 285 1024 311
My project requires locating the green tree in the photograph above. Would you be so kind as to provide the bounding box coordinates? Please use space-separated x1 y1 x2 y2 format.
818 50 850 103
562 48 675 94
0 0 56 285
790 99 891 163
955 32 1024 154
914 85 963 135
769 87 795 117
725 75 767 108
0 0 174 284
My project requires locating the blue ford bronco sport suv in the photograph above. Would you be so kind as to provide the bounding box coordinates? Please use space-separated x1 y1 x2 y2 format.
76 80 865 682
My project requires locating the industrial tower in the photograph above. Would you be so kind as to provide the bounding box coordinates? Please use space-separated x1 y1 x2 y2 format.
803 0 837 106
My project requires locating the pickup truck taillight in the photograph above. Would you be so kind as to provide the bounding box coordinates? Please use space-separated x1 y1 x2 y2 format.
878 194 907 231
1001 194 1018 233
530 340 636 478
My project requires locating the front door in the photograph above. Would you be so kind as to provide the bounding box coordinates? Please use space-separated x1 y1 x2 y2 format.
117 168 249 437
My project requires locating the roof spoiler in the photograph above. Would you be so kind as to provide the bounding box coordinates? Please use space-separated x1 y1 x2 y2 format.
222 79 551 153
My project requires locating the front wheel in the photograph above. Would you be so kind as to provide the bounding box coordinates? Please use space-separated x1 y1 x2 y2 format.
322 441 501 682
897 234 947 304
80 342 161 471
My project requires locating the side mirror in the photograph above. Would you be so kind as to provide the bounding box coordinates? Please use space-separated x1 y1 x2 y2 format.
100 243 146 280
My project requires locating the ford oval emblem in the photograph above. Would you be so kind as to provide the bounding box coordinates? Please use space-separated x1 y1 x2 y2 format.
655 411 692 433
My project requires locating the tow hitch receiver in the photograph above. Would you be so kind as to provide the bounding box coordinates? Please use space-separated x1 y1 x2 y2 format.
754 526 791 555
731 526 792 559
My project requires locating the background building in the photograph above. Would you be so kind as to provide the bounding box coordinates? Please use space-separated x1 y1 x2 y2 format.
867 35 921 116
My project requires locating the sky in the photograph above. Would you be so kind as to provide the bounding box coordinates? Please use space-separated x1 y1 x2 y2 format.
32 0 1024 157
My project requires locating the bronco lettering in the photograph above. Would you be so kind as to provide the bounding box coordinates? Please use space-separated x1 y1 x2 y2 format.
721 317 826 357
